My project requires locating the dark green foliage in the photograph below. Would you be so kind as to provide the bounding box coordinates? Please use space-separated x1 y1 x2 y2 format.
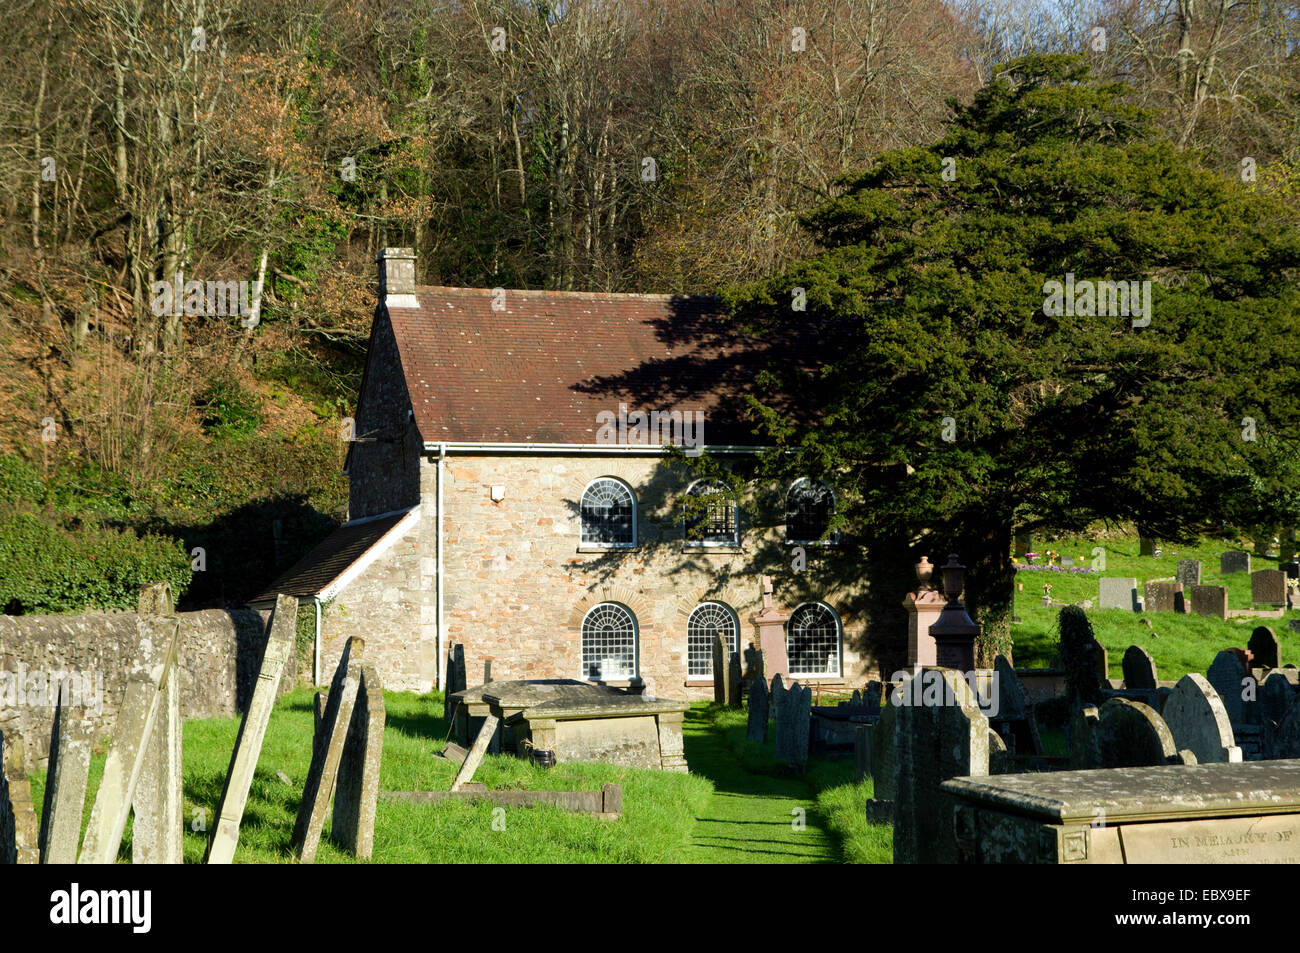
723 55 1300 660
194 377 265 440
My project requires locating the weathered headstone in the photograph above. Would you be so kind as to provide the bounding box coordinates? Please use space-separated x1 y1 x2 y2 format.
1282 561 1300 581
132 656 183 864
80 623 180 865
712 633 728 705
1095 643 1110 684
1271 697 1300 758
991 655 1042 756
1098 577 1139 611
1162 674 1241 764
1093 698 1180 767
1176 559 1202 588
727 652 742 709
38 685 92 864
1122 644 1158 691
1261 671 1295 758
790 683 812 769
1220 551 1251 575
332 664 386 859
1143 581 1181 614
452 713 499 792
988 728 1014 775
770 674 788 759
206 594 299 864
1249 626 1281 670
1207 650 1248 726
866 695 897 822
1190 585 1229 619
743 645 765 683
0 734 38 864
853 724 871 783
1068 705 1102 769
746 675 769 743
1059 609 1105 706
892 669 990 863
1252 570 1288 607
292 638 364 864
443 643 467 721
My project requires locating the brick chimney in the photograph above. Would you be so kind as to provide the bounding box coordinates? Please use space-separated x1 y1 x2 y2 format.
378 247 418 309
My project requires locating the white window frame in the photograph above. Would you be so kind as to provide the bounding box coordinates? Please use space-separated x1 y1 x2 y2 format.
681 479 740 548
785 601 842 678
580 602 639 680
785 478 839 546
685 602 741 682
579 477 638 549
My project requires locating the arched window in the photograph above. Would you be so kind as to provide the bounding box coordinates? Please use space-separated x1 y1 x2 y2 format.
686 602 740 680
581 602 638 680
580 478 636 547
786 479 837 544
786 602 842 677
682 480 739 547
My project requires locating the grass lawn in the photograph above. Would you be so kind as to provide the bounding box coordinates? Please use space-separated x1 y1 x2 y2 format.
1011 532 1297 681
29 688 713 864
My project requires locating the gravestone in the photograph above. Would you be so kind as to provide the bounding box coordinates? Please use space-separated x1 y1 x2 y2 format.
1059 614 1105 706
853 724 871 783
207 594 299 864
1162 674 1241 764
1261 672 1295 758
1095 643 1110 684
773 676 791 763
1176 559 1202 588
1121 645 1158 691
991 655 1042 756
1098 577 1139 611
1139 535 1158 557
452 713 499 792
0 734 38 864
292 638 364 864
444 643 467 721
1271 698 1300 758
728 653 742 710
746 676 769 743
743 645 765 683
1282 562 1300 580
1208 651 1248 725
892 669 990 864
1068 706 1102 770
1220 551 1251 575
712 634 729 705
1252 570 1287 607
1143 581 1181 614
1092 698 1181 768
332 664 386 859
988 728 1014 775
1061 557 1075 567
866 697 897 823
791 683 812 769
38 686 92 864
1249 627 1280 670
132 656 182 864
1190 585 1229 619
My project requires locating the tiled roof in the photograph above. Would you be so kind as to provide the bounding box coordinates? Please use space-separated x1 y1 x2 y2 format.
247 510 411 607
385 287 797 445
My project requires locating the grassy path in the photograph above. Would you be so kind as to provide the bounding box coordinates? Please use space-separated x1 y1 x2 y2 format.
679 708 840 863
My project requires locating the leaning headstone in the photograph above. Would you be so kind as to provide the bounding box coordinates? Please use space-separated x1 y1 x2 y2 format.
132 655 183 864
1162 674 1241 764
746 675 769 743
1176 559 1202 588
1122 644 1158 691
866 695 897 822
1249 627 1281 670
1094 698 1180 767
791 683 812 769
1252 570 1288 607
292 638 364 864
1221 551 1251 575
332 664 386 859
452 713 499 792
892 669 990 864
712 633 729 705
0 734 38 864
1190 585 1229 619
1208 650 1248 725
206 594 299 864
1098 577 1139 611
38 686 92 864
80 624 180 865
1143 581 1181 614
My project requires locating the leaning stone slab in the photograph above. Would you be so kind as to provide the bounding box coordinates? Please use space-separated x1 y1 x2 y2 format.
0 734 39 864
80 623 180 865
133 658 183 864
292 638 364 864
39 687 92 864
1162 674 1241 764
451 713 499 792
945 760 1300 863
206 594 299 864
1098 577 1139 611
332 664 386 859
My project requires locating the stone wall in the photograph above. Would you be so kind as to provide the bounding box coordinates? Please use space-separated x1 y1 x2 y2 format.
0 608 286 772
320 452 889 700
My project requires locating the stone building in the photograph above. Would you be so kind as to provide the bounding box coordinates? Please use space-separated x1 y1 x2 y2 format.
252 249 889 698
